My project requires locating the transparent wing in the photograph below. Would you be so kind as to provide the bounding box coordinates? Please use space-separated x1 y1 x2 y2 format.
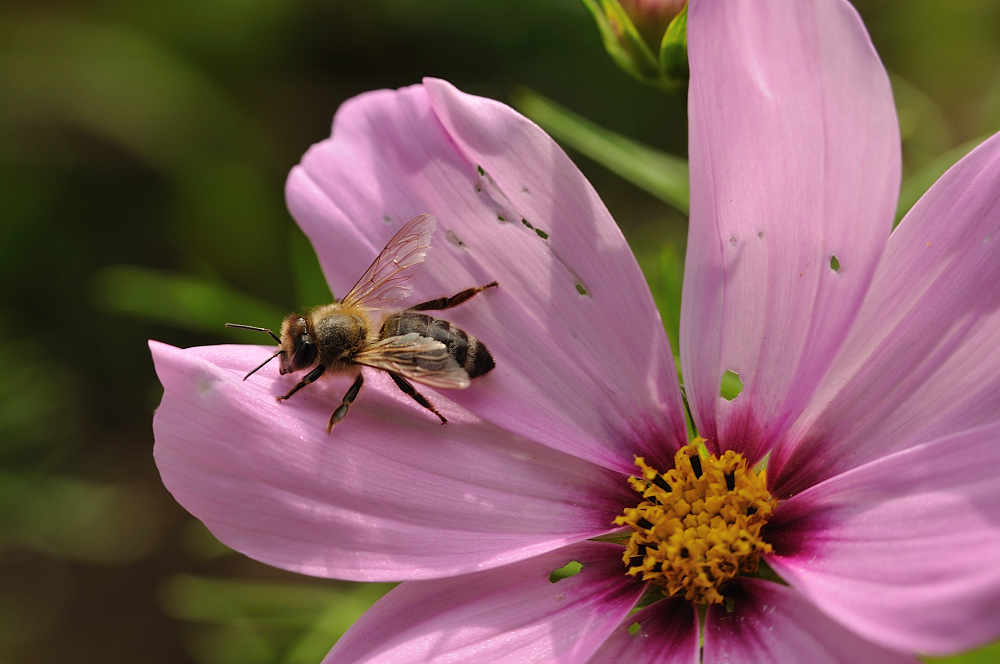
355 333 470 389
341 213 437 309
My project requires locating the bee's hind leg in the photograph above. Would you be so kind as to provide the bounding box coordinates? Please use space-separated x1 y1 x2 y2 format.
406 281 498 312
327 373 365 432
389 373 447 424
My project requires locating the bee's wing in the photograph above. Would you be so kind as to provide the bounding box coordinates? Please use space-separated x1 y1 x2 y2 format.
340 213 437 309
354 333 471 389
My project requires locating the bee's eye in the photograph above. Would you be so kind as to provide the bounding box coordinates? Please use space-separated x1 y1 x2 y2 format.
290 334 317 371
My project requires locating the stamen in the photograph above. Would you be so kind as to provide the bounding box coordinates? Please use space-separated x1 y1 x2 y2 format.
688 454 703 478
614 439 777 605
652 475 672 492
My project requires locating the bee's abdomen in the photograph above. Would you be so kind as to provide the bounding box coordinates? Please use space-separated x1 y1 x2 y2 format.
381 312 495 378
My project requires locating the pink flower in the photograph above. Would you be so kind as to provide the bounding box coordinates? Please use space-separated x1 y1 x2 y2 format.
150 0 1000 661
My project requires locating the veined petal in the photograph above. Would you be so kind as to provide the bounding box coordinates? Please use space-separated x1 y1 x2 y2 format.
286 78 687 474
323 542 645 664
703 579 918 664
771 131 1000 495
584 597 698 664
682 0 900 464
151 341 634 581
766 422 1000 655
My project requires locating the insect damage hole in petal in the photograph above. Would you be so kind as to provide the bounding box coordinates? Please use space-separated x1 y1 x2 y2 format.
681 0 901 466
720 370 743 401
423 77 689 472
323 542 646 664
768 131 1000 494
549 560 583 583
288 78 687 472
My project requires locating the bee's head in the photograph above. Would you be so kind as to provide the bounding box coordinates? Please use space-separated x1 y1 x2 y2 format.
279 315 318 374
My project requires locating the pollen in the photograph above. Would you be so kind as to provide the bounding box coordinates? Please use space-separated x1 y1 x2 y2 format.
614 439 776 605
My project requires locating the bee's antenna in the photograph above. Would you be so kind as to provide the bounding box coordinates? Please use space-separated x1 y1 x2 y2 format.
243 349 284 381
226 323 281 344
226 323 284 381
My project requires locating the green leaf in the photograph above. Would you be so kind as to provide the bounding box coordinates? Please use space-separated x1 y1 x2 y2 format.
280 585 393 664
659 4 688 82
160 575 385 627
891 74 954 174
655 242 684 351
160 575 393 664
512 88 689 214
637 240 684 352
895 136 984 226
924 639 1000 664
91 265 286 340
179 519 235 562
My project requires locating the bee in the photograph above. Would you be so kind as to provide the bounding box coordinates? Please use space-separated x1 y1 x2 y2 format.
227 213 497 432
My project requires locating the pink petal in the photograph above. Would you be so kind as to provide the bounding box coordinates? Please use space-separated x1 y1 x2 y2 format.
323 542 644 664
771 132 1000 495
151 341 634 581
765 421 1000 655
681 0 900 464
704 579 918 664
584 597 698 664
285 78 687 474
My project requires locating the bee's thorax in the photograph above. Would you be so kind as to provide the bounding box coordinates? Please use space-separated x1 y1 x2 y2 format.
311 304 371 367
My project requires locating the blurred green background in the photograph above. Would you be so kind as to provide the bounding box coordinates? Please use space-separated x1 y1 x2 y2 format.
1 0 999 662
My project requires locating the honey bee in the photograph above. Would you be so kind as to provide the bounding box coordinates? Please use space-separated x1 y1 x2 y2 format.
227 213 497 431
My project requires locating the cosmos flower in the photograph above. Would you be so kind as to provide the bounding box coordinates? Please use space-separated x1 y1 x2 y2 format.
150 0 1000 661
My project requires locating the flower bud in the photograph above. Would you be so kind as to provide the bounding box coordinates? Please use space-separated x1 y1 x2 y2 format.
580 0 688 92
620 0 686 47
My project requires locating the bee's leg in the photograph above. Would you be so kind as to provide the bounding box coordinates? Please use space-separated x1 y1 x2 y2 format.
406 281 498 312
276 364 325 401
388 373 447 424
327 373 364 432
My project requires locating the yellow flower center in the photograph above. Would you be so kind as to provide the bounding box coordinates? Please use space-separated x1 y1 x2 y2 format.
614 439 776 604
